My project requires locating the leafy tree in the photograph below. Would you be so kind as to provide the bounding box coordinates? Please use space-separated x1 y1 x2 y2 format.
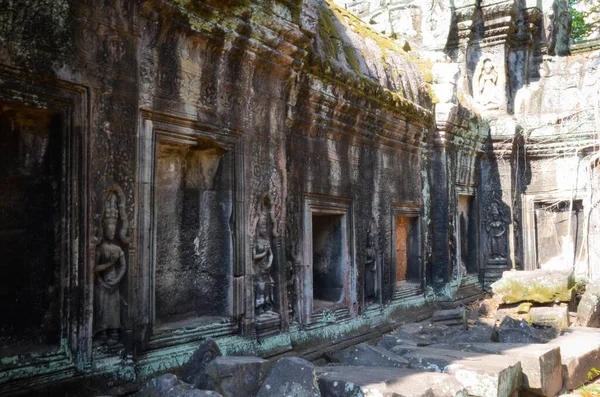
570 0 600 42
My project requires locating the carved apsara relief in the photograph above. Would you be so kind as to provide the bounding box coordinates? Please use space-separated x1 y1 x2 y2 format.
477 58 500 110
364 218 378 304
253 195 276 316
485 200 508 261
93 185 128 346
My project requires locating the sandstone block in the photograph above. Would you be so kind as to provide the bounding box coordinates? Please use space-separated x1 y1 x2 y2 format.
528 306 569 329
434 343 562 397
256 357 320 397
547 327 600 390
205 356 269 397
316 365 468 397
491 270 574 304
326 343 409 368
577 283 600 327
183 338 222 390
390 346 522 397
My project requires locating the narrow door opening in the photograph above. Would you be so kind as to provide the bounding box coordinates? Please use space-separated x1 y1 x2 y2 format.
395 216 419 284
312 213 345 308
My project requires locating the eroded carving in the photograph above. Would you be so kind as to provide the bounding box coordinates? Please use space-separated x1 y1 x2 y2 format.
253 195 275 316
485 201 507 260
477 59 500 109
94 185 128 346
364 219 377 303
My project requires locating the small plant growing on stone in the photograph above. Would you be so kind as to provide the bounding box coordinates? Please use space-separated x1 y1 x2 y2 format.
588 367 600 380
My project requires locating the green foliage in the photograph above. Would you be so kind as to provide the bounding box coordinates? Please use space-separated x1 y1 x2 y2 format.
570 0 600 42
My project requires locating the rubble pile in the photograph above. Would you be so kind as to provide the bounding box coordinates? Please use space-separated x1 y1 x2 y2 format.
133 270 600 397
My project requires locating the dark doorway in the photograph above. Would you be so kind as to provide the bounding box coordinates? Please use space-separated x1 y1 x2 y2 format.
312 213 345 308
457 195 478 275
0 103 63 355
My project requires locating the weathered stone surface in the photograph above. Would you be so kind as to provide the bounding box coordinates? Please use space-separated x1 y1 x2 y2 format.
491 270 575 304
433 343 562 397
316 365 468 397
326 343 409 368
547 327 600 390
377 329 433 350
577 283 600 327
134 374 223 397
528 306 569 329
183 338 222 390
390 346 522 397
444 325 494 344
205 356 269 397
256 357 320 397
496 316 554 343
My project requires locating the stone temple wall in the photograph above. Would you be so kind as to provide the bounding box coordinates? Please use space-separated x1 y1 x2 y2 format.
0 0 486 394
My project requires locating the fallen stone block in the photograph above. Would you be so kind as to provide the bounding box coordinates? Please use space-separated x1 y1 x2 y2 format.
134 374 223 397
528 306 569 329
496 316 553 343
205 356 269 397
433 343 562 397
183 338 222 390
326 343 409 368
377 329 432 351
390 346 522 397
491 270 574 304
316 365 468 397
444 325 494 344
577 283 600 327
432 308 467 329
256 357 320 397
547 327 600 390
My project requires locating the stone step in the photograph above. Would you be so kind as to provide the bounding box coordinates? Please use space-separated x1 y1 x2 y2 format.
389 345 522 397
316 365 468 397
433 343 562 397
547 327 600 390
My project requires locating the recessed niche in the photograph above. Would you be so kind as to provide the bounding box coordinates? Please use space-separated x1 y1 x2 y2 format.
535 200 583 269
312 213 345 308
457 195 478 275
154 140 232 329
394 216 419 283
0 103 62 355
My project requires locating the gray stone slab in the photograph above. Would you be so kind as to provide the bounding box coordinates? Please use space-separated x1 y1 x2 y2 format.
206 356 270 397
377 329 432 351
390 346 522 397
256 357 320 397
316 365 468 397
444 325 494 344
433 343 562 397
547 327 600 390
496 316 554 343
326 343 409 368
134 374 223 397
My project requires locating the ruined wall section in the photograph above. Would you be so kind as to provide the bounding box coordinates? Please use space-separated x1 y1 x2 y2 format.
0 0 440 393
286 0 433 330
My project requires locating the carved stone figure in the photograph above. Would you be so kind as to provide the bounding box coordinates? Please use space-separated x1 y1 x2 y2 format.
478 59 499 109
485 201 507 260
364 229 377 303
253 196 275 316
94 187 128 346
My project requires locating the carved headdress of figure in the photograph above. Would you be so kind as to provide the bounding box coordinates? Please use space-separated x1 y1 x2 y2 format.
97 185 129 244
